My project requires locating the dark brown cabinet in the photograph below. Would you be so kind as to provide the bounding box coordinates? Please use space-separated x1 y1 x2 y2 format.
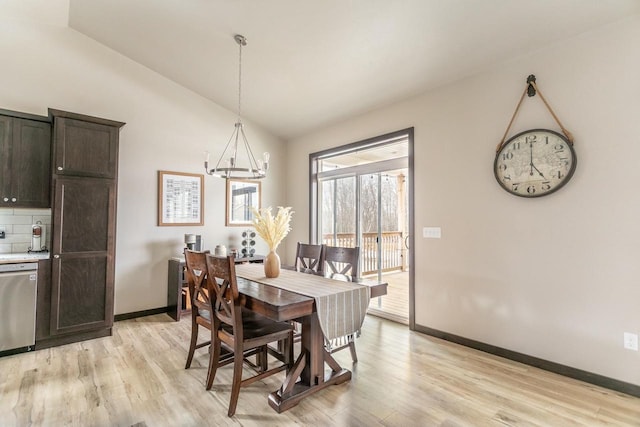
0 112 51 208
37 109 124 349
167 259 189 321
50 176 116 335
52 115 119 179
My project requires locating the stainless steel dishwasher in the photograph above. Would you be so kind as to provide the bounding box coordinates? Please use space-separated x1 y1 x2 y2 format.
0 262 38 353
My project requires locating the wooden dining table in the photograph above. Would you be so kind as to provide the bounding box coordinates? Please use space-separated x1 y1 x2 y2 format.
234 263 387 413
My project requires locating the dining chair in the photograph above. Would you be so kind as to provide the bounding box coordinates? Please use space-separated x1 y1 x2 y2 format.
184 250 238 381
322 245 361 362
205 254 294 417
185 250 279 393
287 242 326 343
184 250 217 368
293 242 325 275
323 245 360 282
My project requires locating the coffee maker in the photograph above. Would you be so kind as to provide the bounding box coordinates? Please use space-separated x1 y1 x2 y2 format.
184 234 202 251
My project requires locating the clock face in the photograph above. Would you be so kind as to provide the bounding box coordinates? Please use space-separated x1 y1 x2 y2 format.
494 129 577 198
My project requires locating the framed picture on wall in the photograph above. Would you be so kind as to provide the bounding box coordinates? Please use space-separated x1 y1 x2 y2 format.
226 179 261 226
158 171 204 226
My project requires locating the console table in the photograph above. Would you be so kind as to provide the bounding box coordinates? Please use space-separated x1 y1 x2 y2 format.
167 255 264 321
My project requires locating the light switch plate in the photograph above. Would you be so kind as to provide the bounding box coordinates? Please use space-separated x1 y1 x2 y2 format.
624 332 639 351
423 227 441 239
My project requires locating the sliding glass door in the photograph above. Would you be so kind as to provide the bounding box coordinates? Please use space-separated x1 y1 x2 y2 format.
311 130 412 325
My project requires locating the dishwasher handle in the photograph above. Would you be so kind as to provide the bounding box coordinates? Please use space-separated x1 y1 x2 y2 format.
0 262 38 273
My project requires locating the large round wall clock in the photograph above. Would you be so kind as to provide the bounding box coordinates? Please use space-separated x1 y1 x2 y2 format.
494 128 577 198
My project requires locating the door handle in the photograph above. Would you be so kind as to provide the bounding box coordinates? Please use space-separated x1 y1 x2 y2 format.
53 254 60 259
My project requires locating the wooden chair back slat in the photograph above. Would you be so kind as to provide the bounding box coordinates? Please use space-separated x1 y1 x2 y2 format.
205 255 241 330
294 242 324 275
323 246 360 282
184 249 211 313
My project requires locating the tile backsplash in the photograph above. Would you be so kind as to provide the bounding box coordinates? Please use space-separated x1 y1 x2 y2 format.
0 208 52 253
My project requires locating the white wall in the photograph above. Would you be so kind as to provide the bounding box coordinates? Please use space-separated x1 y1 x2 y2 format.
0 13 286 314
285 15 640 386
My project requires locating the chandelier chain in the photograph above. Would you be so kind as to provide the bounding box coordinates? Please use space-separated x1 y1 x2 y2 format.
237 36 243 122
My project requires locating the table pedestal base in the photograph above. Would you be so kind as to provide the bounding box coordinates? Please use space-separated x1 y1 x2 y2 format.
268 368 351 413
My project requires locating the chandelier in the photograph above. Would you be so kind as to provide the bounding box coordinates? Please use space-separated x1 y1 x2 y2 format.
205 34 269 179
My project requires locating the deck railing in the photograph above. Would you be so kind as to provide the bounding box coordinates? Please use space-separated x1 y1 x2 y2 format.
322 232 407 275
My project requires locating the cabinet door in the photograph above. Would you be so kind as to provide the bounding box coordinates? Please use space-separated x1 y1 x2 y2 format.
54 117 118 179
50 176 116 335
0 116 51 207
0 116 12 201
11 119 51 207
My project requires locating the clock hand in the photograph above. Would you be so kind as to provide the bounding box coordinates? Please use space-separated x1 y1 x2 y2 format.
528 141 546 178
532 163 545 178
529 142 534 176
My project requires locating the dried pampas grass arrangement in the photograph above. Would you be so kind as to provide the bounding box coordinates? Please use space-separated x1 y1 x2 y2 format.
251 206 294 251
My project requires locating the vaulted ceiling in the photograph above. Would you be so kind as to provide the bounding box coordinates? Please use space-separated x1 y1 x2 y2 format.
68 0 639 140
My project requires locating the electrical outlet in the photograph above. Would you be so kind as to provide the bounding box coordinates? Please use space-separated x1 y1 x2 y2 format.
623 332 638 351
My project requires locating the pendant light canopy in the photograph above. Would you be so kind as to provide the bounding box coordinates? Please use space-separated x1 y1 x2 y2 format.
205 34 269 179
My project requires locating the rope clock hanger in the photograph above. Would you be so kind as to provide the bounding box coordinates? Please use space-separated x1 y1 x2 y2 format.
493 75 577 198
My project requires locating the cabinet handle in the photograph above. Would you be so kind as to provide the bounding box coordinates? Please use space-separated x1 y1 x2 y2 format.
2 197 7 202
11 198 16 202
57 166 63 171
53 254 60 259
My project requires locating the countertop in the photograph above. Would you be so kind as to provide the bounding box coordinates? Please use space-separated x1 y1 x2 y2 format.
0 252 50 264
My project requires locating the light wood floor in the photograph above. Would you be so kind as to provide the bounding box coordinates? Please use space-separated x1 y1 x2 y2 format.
1 314 639 426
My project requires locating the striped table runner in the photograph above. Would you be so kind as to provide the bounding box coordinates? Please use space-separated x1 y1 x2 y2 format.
235 263 370 341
